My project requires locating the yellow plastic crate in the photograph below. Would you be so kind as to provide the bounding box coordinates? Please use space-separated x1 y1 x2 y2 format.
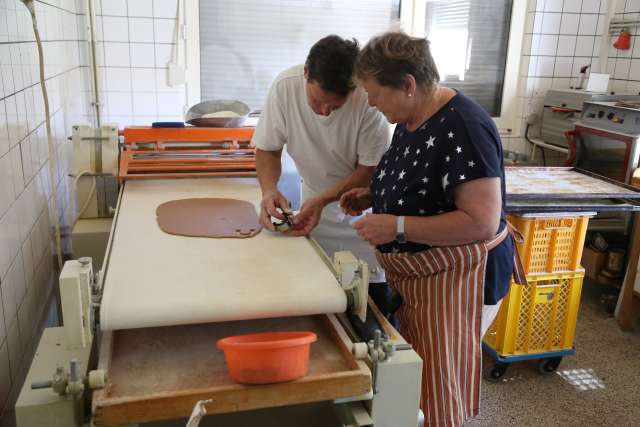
483 271 585 357
507 214 590 275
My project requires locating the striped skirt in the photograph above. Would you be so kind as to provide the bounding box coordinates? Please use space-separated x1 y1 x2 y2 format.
376 242 489 427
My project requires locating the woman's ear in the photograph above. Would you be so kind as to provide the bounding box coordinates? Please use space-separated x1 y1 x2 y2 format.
404 74 417 98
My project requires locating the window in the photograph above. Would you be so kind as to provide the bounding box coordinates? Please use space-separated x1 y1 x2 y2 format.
196 0 400 111
425 0 513 117
185 0 526 132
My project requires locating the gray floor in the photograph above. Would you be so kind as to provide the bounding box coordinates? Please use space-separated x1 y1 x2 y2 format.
468 281 640 427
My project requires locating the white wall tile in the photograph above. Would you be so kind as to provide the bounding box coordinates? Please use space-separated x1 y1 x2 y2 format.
539 34 559 55
8 252 26 311
627 81 640 93
153 0 179 18
157 92 185 115
528 55 539 76
627 0 640 12
133 92 158 115
129 0 153 17
614 57 631 78
0 341 11 411
575 35 596 56
129 18 155 43
1 262 18 327
105 67 132 92
537 56 556 76
154 19 176 44
130 43 156 67
104 43 131 67
101 0 127 16
557 35 577 55
21 237 34 289
0 101 9 156
155 44 173 67
0 213 14 281
6 320 21 382
582 0 602 13
533 12 544 33
578 13 599 35
106 92 133 116
607 55 617 74
552 77 572 88
542 12 562 33
102 16 129 42
544 0 563 12
19 138 33 185
560 13 580 34
629 58 640 80
132 69 157 92
564 0 582 13
9 145 24 197
596 14 607 34
632 36 640 57
611 79 628 92
5 96 20 146
555 56 575 76
0 152 14 218
0 286 5 344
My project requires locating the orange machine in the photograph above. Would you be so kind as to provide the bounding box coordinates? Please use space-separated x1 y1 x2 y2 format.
119 126 256 180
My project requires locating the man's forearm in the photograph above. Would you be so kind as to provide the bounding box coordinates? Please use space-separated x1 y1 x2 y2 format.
316 165 375 206
256 148 282 194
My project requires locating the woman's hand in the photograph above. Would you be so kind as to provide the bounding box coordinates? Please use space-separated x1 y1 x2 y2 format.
289 197 327 236
339 187 372 216
353 213 396 245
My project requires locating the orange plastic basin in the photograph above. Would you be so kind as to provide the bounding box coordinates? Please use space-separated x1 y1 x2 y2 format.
216 331 317 384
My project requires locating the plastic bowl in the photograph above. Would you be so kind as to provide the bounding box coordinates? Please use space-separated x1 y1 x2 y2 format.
216 331 317 384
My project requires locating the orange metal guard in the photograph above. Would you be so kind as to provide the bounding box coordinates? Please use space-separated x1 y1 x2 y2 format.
119 126 256 180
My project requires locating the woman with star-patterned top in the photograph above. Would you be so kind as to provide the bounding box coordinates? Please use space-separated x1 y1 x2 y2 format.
339 32 522 427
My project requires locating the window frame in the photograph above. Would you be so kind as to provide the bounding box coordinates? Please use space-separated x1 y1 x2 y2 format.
184 0 526 135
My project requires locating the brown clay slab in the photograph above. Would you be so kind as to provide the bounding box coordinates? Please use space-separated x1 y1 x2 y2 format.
156 198 261 238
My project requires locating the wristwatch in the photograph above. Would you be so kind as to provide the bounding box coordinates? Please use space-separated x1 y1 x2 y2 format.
396 216 407 244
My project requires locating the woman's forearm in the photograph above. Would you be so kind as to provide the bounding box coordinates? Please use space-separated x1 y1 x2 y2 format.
404 210 498 247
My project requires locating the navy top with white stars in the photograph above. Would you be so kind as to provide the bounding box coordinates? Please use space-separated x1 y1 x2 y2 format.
370 91 514 305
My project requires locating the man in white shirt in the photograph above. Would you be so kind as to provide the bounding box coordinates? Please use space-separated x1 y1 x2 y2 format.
252 35 393 316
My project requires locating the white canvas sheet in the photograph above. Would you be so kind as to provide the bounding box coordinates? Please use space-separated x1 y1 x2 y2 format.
100 178 347 330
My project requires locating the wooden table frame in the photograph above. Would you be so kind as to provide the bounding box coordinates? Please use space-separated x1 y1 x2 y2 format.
92 315 371 426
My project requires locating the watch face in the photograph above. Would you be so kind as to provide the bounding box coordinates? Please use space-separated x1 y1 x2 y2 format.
396 233 407 244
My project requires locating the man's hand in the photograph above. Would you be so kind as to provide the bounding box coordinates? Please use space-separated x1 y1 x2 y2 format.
339 187 372 216
289 197 327 236
260 190 291 231
353 214 396 245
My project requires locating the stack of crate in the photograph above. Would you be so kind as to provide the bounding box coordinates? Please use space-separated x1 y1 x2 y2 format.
483 213 591 375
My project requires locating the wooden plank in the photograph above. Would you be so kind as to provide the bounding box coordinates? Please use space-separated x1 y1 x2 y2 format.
92 315 370 426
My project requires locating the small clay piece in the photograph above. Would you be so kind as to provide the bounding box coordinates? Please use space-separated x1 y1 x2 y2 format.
156 198 261 238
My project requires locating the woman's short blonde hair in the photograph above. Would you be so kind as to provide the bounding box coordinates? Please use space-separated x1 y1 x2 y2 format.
356 32 440 90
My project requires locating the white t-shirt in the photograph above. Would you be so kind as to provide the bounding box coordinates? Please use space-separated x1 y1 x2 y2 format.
252 65 390 281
